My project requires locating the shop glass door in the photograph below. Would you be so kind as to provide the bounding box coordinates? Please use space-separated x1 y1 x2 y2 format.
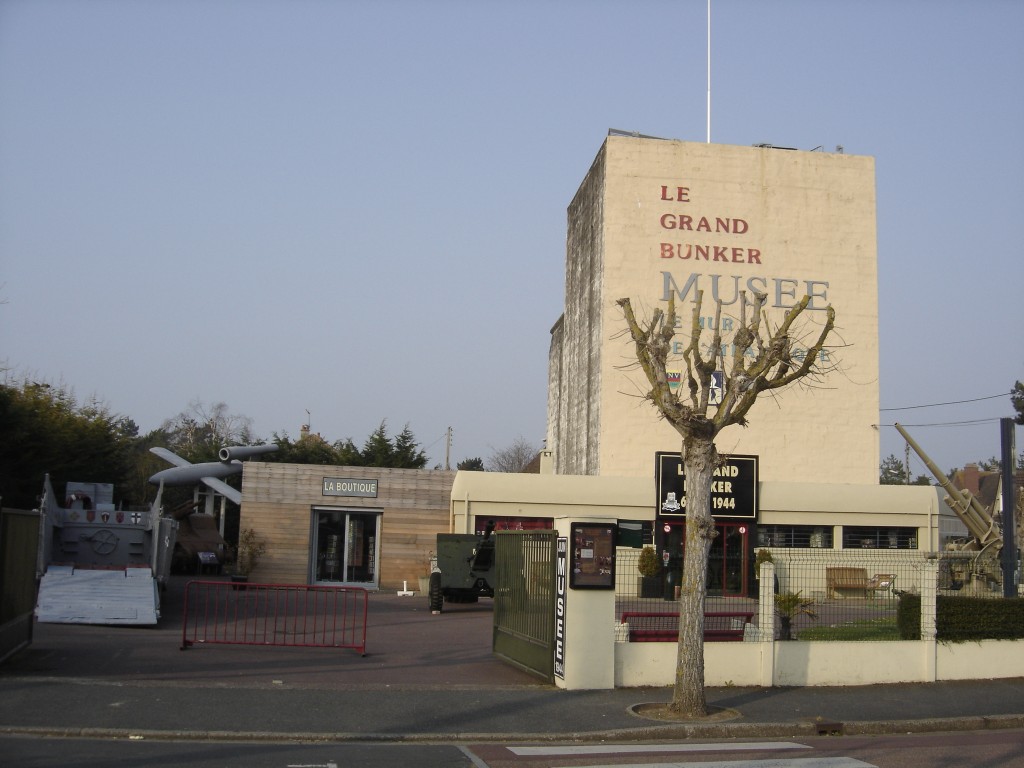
312 508 380 587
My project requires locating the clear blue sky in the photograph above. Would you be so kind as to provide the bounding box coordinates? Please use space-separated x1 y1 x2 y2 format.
1 0 1021 475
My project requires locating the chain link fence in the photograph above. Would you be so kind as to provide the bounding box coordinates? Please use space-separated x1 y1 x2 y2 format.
614 546 1015 641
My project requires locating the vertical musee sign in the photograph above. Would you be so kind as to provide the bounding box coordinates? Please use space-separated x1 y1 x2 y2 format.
554 536 567 679
656 452 758 519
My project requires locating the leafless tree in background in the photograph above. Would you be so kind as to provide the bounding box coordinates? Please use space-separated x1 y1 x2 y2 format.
487 435 540 473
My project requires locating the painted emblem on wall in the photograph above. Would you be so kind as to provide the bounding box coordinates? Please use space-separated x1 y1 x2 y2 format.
709 370 723 405
666 370 723 404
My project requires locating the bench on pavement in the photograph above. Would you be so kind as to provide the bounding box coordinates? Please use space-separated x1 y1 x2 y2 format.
620 611 754 642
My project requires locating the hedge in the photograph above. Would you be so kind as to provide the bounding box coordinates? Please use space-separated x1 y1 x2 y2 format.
897 594 1024 641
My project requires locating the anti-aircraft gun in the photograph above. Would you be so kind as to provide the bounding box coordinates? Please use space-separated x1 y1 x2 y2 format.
428 520 497 614
895 423 1003 590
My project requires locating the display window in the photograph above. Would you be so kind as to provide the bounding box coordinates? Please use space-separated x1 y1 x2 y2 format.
311 508 381 586
473 516 554 535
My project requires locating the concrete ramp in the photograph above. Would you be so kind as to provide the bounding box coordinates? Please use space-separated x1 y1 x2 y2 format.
35 566 160 625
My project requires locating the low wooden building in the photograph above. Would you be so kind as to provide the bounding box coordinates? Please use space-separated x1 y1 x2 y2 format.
238 463 454 590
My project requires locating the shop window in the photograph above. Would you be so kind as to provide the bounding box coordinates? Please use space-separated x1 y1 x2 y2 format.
474 516 554 535
757 525 833 548
312 508 381 586
616 520 654 548
842 526 918 549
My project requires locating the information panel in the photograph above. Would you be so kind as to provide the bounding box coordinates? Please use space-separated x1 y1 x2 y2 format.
655 452 759 520
569 523 616 589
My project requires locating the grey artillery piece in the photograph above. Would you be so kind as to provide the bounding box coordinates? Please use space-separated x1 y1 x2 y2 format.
428 521 497 614
895 423 1014 594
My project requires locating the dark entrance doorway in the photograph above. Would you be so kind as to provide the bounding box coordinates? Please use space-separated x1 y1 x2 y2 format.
657 521 750 597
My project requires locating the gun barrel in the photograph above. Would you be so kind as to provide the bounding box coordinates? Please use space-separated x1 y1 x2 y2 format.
894 422 999 546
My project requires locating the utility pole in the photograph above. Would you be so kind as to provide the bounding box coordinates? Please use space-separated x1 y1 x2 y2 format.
445 426 452 471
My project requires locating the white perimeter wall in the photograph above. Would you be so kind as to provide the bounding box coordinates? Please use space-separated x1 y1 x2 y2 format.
613 637 1024 689
604 561 1024 690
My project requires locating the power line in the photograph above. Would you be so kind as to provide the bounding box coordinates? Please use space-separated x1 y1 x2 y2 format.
879 392 1010 412
876 418 1001 428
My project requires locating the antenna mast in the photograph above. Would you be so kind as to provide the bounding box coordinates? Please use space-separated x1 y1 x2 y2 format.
706 0 712 143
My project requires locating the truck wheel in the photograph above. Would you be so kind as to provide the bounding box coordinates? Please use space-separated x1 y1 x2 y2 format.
428 572 443 614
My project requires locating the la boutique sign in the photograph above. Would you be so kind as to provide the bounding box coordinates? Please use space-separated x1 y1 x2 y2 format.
655 452 758 520
322 477 379 498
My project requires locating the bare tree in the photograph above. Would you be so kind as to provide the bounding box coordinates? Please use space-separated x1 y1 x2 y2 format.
160 399 255 460
487 436 540 473
618 289 836 718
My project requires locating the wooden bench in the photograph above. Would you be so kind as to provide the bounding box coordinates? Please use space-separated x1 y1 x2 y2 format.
620 611 754 642
826 567 869 598
825 568 896 599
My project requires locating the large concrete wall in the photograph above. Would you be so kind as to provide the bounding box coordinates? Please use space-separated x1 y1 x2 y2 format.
549 148 606 475
550 135 880 484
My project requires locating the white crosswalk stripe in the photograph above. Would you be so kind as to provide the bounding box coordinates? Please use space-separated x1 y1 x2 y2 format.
510 742 811 756
502 743 877 768
567 760 874 768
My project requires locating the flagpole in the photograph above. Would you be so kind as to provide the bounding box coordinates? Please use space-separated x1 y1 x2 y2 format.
707 0 712 143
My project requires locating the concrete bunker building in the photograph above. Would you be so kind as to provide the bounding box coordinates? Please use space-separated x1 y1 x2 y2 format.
239 134 964 594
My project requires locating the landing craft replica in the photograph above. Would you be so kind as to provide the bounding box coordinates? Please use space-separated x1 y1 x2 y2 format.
35 476 177 626
34 444 277 626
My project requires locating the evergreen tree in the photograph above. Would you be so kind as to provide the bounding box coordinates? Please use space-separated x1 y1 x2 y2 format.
0 379 138 508
360 421 394 466
392 424 428 469
879 454 908 484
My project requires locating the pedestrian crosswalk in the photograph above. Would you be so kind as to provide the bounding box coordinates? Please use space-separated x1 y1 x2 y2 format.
475 742 878 768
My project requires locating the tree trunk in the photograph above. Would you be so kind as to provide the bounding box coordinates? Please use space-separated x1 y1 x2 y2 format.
670 434 717 717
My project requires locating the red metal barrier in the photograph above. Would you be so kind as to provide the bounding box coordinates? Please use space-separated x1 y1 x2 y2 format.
180 580 367 655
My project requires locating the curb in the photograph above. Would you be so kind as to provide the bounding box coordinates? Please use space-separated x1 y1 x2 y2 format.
2 714 1022 744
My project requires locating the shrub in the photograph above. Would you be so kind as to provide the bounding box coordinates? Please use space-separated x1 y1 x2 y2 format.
637 546 660 577
896 593 1024 641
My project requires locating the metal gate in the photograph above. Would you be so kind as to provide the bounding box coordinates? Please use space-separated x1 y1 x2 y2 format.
0 508 41 662
493 530 557 683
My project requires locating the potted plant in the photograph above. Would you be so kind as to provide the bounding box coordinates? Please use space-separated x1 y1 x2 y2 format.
232 527 266 587
774 590 817 640
637 546 661 598
753 548 779 596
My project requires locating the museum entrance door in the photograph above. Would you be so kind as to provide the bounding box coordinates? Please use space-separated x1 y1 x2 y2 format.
311 508 381 588
707 523 748 596
658 520 749 597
